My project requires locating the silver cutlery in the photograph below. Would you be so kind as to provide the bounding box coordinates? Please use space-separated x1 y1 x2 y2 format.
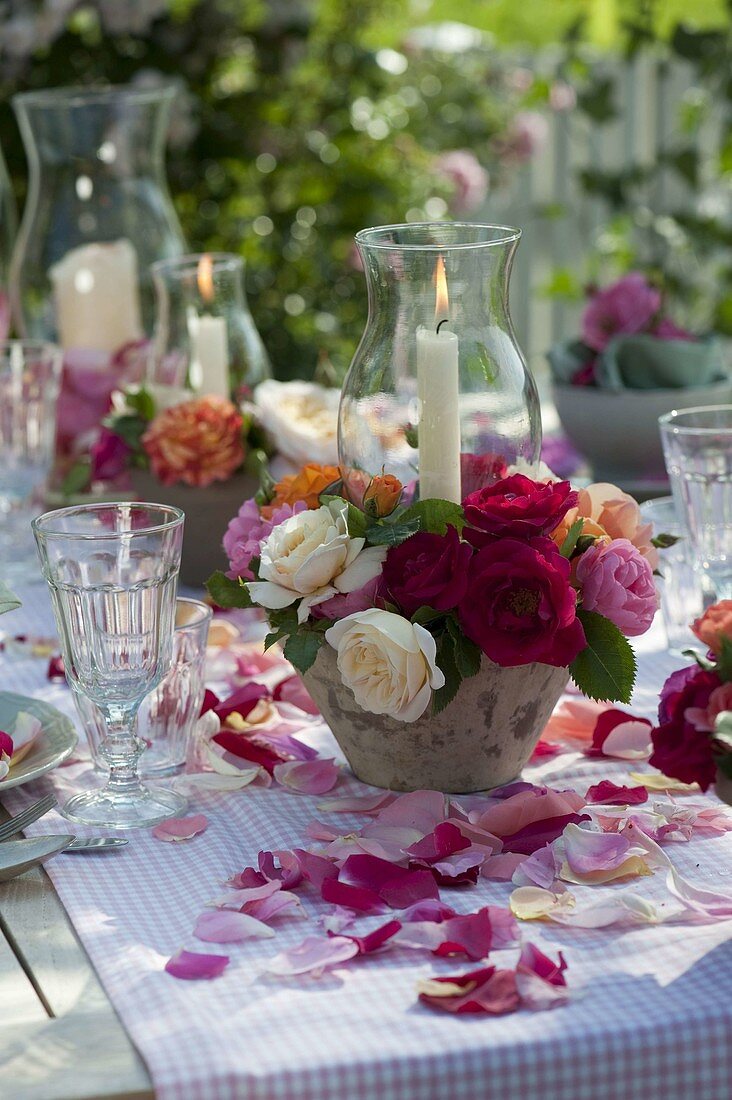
63 837 128 852
0 834 74 881
0 793 57 843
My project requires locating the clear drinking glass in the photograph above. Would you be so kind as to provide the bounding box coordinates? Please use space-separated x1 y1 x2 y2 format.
339 223 541 507
76 596 212 777
149 252 271 400
0 340 63 582
639 496 703 653
660 405 732 603
32 502 186 828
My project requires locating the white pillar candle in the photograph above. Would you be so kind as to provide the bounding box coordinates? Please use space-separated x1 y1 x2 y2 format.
49 239 143 355
416 256 461 503
186 255 230 399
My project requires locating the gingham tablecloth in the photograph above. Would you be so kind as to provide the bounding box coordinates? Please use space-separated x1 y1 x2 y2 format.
2 582 732 1100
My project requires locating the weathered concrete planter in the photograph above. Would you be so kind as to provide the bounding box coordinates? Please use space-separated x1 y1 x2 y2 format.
130 470 258 588
302 645 568 793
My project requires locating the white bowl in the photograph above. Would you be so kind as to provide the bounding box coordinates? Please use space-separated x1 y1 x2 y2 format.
552 379 732 491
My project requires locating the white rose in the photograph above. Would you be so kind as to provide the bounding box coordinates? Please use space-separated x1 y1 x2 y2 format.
254 380 339 466
247 501 386 623
325 609 445 723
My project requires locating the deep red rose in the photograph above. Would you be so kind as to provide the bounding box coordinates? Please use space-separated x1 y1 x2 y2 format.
463 474 577 546
380 525 472 618
90 427 131 482
649 668 721 791
458 536 585 668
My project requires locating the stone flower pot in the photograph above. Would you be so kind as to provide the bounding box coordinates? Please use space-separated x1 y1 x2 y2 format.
130 469 258 588
302 644 568 793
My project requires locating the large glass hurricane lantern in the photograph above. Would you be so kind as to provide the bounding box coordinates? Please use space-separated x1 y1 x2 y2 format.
338 224 541 506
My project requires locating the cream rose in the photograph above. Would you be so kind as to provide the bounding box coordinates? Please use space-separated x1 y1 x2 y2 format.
254 380 339 467
325 609 445 723
247 501 386 623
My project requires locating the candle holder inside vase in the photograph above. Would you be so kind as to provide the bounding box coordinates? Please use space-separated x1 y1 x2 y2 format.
338 223 541 506
149 252 271 401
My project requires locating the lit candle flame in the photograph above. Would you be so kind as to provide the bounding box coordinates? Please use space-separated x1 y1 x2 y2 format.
197 254 215 304
434 254 449 328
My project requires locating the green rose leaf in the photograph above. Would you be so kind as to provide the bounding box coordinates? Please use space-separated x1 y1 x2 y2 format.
283 628 324 674
651 532 682 550
431 630 463 716
446 617 481 679
400 499 465 536
411 605 446 627
206 570 254 610
60 457 92 497
559 518 584 558
569 609 637 704
0 581 21 616
716 635 732 683
365 518 421 546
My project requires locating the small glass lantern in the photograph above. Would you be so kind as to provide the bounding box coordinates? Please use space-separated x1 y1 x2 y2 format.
338 223 541 506
149 252 271 401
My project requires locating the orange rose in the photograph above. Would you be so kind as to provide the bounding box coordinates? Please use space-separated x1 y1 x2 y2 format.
263 463 341 515
692 600 732 657
573 482 658 571
363 473 403 518
143 396 245 488
550 511 609 550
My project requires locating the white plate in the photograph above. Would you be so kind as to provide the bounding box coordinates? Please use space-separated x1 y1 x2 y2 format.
0 692 78 789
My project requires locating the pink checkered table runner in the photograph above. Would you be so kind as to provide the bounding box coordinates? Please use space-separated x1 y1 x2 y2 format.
2 582 732 1100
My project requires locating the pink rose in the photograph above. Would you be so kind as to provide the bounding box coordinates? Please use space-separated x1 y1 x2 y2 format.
311 575 381 620
503 111 549 162
581 273 661 352
653 317 694 341
223 498 307 580
434 150 489 214
575 539 657 637
686 682 732 733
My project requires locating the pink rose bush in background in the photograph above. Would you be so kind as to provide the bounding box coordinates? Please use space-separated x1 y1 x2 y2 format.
212 461 662 723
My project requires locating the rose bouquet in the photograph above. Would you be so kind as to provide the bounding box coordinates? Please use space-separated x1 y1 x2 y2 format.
211 469 663 722
650 601 732 792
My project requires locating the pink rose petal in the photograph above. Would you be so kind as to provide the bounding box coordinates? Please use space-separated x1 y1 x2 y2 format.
258 849 303 889
273 758 340 795
243 890 304 922
165 949 229 980
339 918 402 955
321 878 387 914
294 849 339 888
585 780 649 806
434 909 495 961
476 788 585 838
194 910 275 943
512 845 559 889
515 942 569 1009
47 655 65 681
152 814 209 843
586 709 653 760
416 851 484 886
561 823 630 875
375 789 447 833
273 675 320 715
0 731 13 758
481 852 528 880
401 898 457 923
210 879 282 910
306 820 343 841
501 812 590 855
406 822 469 862
268 935 359 977
320 906 356 934
417 966 520 1015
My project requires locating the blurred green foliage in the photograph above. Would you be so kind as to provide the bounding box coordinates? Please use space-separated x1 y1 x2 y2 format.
0 0 539 380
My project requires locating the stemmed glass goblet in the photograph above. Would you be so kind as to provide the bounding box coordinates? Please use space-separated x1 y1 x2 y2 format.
33 502 186 828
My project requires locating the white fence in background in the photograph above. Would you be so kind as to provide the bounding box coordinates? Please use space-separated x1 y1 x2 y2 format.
484 51 723 382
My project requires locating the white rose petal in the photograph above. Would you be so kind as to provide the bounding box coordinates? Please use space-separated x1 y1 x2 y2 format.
325 609 445 723
254 380 339 467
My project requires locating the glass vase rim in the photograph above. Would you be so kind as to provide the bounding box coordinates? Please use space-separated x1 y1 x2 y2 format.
355 222 522 252
659 404 732 434
32 501 185 541
151 252 244 279
13 83 177 111
0 339 62 364
174 596 214 631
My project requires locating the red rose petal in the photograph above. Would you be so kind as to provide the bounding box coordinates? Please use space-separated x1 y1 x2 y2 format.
321 877 387 914
0 730 13 758
418 966 520 1015
585 780 649 806
338 918 402 955
406 821 470 862
501 812 590 855
293 849 339 888
339 853 440 909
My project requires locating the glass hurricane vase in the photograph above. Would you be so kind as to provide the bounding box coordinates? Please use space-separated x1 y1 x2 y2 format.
10 84 185 353
32 502 186 829
338 223 541 506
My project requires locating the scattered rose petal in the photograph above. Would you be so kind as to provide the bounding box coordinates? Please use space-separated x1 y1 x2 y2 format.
548 893 662 928
47 655 65 681
293 849 339 888
510 886 576 921
423 850 484 886
317 791 396 814
194 910 275 943
406 822 469 862
321 878 387 914
530 740 562 761
542 697 607 745
338 854 440 909
273 675 320 715
481 852 528 880
165 949 229 980
561 823 631 875
586 709 653 759
475 788 585 839
559 855 651 886
375 790 447 834
0 731 13 758
175 770 262 794
338 919 402 955
629 771 699 794
257 849 303 889
515 943 570 1009
417 966 520 1015
152 814 209 843
511 845 559 889
268 935 359 977
243 890 304 922
209 880 282 910
320 907 356 934
10 712 42 764
585 780 649 806
213 729 289 774
400 899 457 923
273 758 340 795
306 819 343 841
501 812 590 855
